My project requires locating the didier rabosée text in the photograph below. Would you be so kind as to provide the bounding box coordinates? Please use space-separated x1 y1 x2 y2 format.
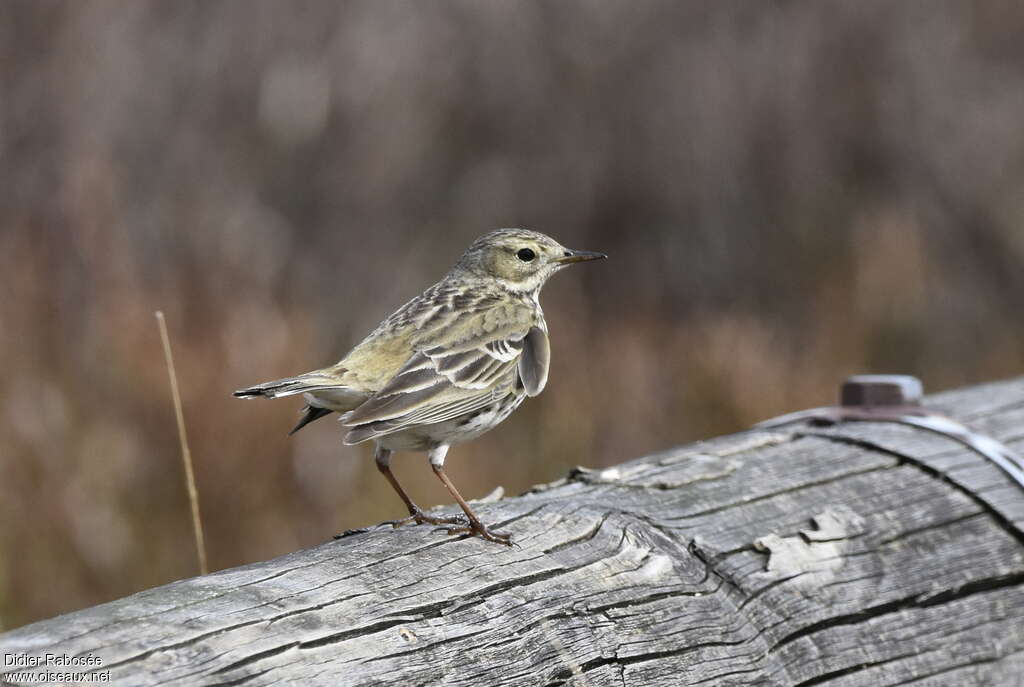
5 653 103 667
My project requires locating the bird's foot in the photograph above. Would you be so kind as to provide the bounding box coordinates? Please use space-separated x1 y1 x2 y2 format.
439 519 513 546
388 507 467 529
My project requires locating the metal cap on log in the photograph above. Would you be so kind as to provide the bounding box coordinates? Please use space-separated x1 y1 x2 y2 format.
841 374 923 408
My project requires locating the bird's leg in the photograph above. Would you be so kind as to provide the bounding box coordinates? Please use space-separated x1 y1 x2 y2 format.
428 446 512 546
374 445 465 528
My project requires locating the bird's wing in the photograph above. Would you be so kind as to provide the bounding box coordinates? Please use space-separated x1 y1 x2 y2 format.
343 303 544 440
518 325 550 397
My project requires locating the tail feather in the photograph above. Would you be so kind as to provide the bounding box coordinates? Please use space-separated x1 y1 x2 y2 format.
233 373 343 400
235 369 361 436
289 406 333 435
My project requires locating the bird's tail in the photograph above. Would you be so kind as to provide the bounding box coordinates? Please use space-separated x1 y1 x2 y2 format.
233 372 343 400
288 406 333 435
235 369 360 435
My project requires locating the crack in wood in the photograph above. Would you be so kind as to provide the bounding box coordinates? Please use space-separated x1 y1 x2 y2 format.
801 431 1024 547
356 627 490 665
875 511 985 546
666 461 897 523
891 649 1024 685
542 511 611 555
771 570 1024 654
789 648 927 687
206 666 273 687
548 636 757 682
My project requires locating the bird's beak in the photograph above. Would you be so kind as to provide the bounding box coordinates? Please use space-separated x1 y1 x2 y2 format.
554 248 608 265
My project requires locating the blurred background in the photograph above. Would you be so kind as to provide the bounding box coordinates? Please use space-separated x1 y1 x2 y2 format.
3 0 1024 629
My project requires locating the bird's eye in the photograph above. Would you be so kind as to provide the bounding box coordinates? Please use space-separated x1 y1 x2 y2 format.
516 248 536 262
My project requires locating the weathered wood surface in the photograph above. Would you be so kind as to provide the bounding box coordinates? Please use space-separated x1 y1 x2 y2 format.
3 377 1024 686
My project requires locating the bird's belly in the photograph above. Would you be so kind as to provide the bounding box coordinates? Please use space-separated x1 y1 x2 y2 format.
445 394 525 442
376 393 525 451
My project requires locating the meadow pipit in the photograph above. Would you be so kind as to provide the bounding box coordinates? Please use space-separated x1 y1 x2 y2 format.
235 229 605 544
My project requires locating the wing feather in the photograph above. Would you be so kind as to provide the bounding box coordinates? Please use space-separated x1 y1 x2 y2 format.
343 301 539 442
518 326 550 396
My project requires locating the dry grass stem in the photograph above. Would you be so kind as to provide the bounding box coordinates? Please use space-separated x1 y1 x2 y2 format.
155 311 209 576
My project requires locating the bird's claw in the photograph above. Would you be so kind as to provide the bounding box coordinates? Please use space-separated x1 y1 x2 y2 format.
388 509 467 529
438 520 513 546
383 507 512 545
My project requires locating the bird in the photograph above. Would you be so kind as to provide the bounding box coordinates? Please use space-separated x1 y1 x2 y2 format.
234 228 606 544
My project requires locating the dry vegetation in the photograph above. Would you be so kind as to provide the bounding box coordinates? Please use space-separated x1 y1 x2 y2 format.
2 1 1024 628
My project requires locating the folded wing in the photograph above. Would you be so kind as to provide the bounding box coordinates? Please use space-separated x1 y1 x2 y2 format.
343 304 549 444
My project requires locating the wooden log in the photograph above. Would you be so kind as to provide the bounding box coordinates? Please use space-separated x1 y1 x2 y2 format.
2 377 1024 686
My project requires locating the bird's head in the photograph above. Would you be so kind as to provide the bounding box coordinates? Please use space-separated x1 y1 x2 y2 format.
452 228 606 293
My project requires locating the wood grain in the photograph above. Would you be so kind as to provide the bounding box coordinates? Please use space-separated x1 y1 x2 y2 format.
2 377 1023 686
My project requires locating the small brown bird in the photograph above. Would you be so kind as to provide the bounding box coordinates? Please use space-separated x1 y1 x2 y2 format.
235 228 605 544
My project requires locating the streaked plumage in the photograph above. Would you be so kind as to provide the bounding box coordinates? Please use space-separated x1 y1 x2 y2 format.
235 228 605 544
